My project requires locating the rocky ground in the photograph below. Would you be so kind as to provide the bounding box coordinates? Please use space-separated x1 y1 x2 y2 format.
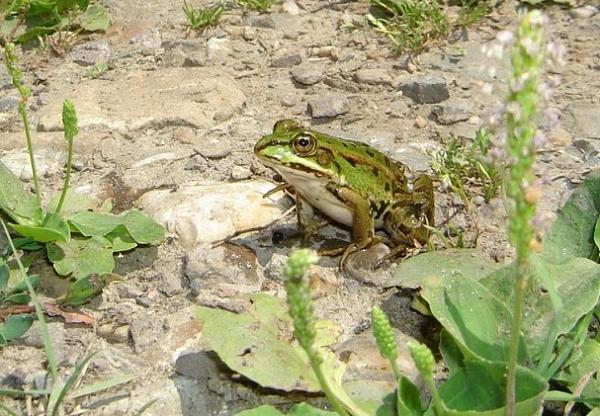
1 0 599 414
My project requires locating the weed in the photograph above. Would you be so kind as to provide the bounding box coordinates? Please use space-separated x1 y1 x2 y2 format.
85 61 108 78
182 0 224 34
366 0 449 53
234 0 276 13
430 127 501 205
0 0 110 52
0 43 164 304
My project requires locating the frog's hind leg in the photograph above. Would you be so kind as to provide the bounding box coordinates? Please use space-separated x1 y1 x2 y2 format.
413 174 435 227
296 194 328 242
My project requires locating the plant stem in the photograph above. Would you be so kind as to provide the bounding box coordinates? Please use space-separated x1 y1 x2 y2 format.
1 219 57 382
54 135 73 215
19 104 42 209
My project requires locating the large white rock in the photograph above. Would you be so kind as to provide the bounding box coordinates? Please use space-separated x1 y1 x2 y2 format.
138 180 291 246
37 68 246 132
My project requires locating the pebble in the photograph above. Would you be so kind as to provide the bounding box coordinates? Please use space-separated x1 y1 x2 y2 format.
207 37 231 60
130 28 163 56
242 27 257 41
281 93 298 107
264 253 289 281
70 39 110 66
0 95 19 112
195 137 232 159
231 165 252 180
354 68 393 86
414 115 427 128
568 102 600 139
129 313 168 353
290 64 323 85
271 52 302 68
432 98 473 125
22 322 67 365
307 94 350 118
282 0 300 15
399 75 449 104
569 5 597 19
245 15 276 29
548 128 572 148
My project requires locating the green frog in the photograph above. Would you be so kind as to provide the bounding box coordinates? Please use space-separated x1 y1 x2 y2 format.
254 119 435 264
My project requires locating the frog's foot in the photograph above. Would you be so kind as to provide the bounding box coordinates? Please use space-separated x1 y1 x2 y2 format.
374 240 424 269
318 236 387 270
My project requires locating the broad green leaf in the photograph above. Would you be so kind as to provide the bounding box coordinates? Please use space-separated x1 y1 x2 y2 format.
543 171 600 262
236 403 337 416
0 314 34 345
481 255 600 360
47 236 114 279
122 210 164 244
47 189 96 217
386 249 502 288
0 161 39 225
397 376 422 416
68 211 122 237
106 231 137 252
555 338 600 404
595 216 600 252
11 212 71 243
76 4 110 31
60 273 118 305
0 263 8 290
407 270 525 363
8 274 39 295
342 380 395 416
5 293 30 304
197 294 342 392
436 360 547 415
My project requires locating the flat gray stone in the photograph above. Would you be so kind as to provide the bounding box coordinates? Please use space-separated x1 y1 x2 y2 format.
354 68 393 86
290 64 323 85
37 68 246 132
0 95 19 112
271 51 302 68
569 102 600 139
70 39 110 66
129 28 162 55
399 75 449 104
307 94 350 118
432 98 473 125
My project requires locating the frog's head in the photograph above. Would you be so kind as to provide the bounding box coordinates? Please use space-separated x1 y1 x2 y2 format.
254 119 335 179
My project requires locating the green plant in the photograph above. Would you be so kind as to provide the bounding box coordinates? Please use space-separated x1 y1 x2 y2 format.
0 43 164 305
0 223 135 414
182 0 224 34
431 127 501 205
366 0 449 53
234 0 276 13
0 0 110 49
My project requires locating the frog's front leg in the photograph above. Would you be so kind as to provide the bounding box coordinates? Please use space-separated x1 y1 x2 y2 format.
296 194 327 240
321 184 380 266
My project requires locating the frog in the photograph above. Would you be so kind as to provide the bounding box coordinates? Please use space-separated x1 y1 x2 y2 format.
254 119 435 265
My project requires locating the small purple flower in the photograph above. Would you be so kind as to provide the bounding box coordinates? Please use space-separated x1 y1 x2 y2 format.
496 30 514 45
546 41 566 66
521 37 540 57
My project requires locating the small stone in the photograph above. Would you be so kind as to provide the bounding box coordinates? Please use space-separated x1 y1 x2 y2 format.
172 126 196 144
569 5 597 19
207 37 231 60
70 39 110 66
281 94 297 107
129 313 168 353
196 137 232 159
432 98 473 125
242 27 257 41
0 95 19 112
290 64 323 85
130 28 162 55
231 165 251 180
271 52 302 68
282 0 300 15
245 15 276 29
307 94 350 118
22 322 66 365
399 75 449 104
264 253 288 281
116 283 143 299
472 195 485 206
414 115 427 128
354 68 393 86
569 102 600 139
343 243 392 285
548 128 572 147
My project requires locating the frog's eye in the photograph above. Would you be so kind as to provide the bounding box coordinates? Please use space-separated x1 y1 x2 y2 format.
292 134 317 155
